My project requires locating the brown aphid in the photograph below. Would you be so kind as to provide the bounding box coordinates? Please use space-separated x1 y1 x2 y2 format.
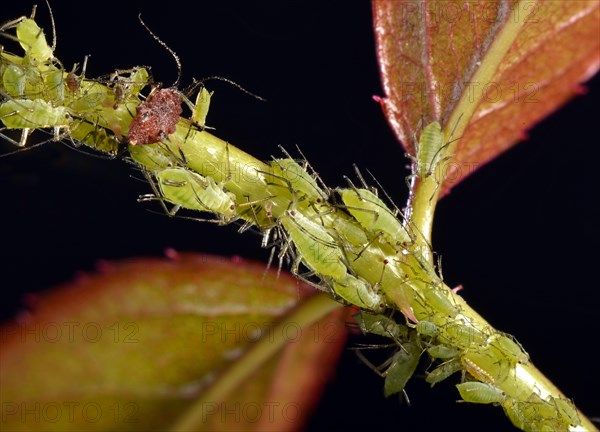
66 72 80 92
128 88 182 145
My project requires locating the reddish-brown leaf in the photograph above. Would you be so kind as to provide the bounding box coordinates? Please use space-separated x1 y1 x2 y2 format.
373 0 600 194
0 253 347 431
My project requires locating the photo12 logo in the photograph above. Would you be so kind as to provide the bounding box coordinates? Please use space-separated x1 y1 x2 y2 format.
1 401 139 425
0 321 140 344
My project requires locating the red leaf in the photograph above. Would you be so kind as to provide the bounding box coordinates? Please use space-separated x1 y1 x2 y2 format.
0 254 347 431
373 0 600 194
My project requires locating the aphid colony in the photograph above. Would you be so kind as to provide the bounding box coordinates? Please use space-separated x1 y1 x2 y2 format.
0 12 157 154
355 312 580 431
0 12 584 432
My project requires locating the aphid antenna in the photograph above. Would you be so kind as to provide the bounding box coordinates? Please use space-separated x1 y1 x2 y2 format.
138 14 182 89
365 168 405 220
294 144 331 199
352 164 378 194
275 144 294 161
187 76 266 102
342 175 365 200
43 0 57 52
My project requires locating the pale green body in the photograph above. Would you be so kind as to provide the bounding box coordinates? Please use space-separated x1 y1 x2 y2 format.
279 209 347 281
156 167 236 217
332 274 384 312
417 121 444 177
0 99 71 129
456 382 506 404
339 187 411 246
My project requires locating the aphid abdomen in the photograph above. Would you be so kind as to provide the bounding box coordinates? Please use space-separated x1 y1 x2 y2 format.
157 168 210 212
0 99 71 129
270 158 327 203
156 167 235 217
332 274 384 312
425 359 462 386
128 88 183 145
384 341 422 397
199 177 236 217
456 382 506 404
427 344 460 360
15 18 53 64
280 209 347 281
340 188 410 246
44 69 65 102
2 64 27 97
417 121 444 176
490 333 529 365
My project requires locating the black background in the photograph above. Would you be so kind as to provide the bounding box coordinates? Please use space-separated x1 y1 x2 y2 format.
1 2 599 431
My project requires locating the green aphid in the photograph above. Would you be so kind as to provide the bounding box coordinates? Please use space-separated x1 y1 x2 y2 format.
2 64 27 97
384 341 422 397
156 167 236 217
331 214 369 247
192 87 212 128
425 359 462 386
456 382 506 404
354 312 408 340
16 18 53 64
442 322 489 349
551 397 581 427
280 208 347 281
416 121 446 178
419 284 459 318
268 158 327 204
339 187 411 246
416 320 438 337
333 274 385 312
490 333 529 365
427 344 460 360
0 98 71 129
